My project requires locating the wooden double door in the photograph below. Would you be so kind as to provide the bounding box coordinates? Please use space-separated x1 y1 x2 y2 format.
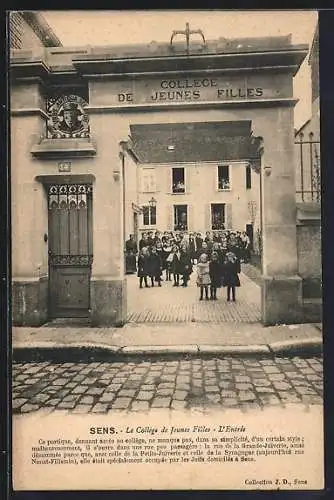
47 183 93 318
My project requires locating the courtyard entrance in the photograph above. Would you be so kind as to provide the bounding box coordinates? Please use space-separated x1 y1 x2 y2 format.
126 267 261 323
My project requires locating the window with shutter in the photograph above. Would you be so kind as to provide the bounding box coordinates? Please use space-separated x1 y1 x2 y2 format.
142 168 156 193
211 204 225 230
225 203 232 229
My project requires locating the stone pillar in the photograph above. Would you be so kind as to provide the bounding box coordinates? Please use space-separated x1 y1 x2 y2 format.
11 81 49 326
260 106 302 325
89 148 127 327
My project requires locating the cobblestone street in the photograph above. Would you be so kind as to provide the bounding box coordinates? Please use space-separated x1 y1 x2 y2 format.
127 269 261 323
12 355 323 414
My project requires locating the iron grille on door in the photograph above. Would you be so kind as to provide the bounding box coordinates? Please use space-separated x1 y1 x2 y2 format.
48 184 93 264
47 183 93 318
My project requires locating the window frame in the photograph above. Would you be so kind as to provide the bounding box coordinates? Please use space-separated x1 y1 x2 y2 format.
142 205 157 226
217 164 231 191
210 203 226 231
246 164 252 190
173 204 188 231
141 167 157 193
171 166 186 194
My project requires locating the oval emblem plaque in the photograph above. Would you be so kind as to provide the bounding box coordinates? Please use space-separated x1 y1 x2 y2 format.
47 94 89 139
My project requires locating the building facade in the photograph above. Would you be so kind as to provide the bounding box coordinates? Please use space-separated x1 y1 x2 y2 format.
123 121 261 241
10 28 308 327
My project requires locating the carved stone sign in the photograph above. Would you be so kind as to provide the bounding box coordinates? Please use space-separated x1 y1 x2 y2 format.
90 73 292 108
47 95 89 139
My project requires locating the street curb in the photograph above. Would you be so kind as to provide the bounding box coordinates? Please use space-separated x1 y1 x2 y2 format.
12 339 323 362
268 337 323 356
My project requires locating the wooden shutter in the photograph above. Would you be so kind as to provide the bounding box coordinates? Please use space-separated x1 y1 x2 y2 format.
166 204 173 231
225 203 232 229
188 204 193 232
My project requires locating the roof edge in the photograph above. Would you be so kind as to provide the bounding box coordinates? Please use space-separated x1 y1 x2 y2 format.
20 11 62 47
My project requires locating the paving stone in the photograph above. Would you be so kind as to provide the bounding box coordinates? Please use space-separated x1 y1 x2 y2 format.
262 366 281 374
267 373 286 381
220 390 238 398
99 393 116 404
118 389 137 398
279 393 302 403
151 397 171 408
173 390 188 400
157 380 174 387
111 398 132 409
235 375 251 383
57 401 77 410
272 381 292 391
218 381 233 390
136 391 154 401
156 388 174 397
12 398 28 410
221 398 239 407
69 404 92 414
171 400 187 410
235 383 253 391
252 378 272 387
206 394 221 404
86 387 105 396
295 386 317 396
72 385 89 395
205 385 220 393
131 401 150 411
255 386 276 394
20 403 40 413
140 384 156 391
52 378 69 386
63 394 81 402
259 395 281 406
30 393 50 404
46 398 62 406
238 391 257 402
176 384 191 391
80 395 95 405
91 403 109 413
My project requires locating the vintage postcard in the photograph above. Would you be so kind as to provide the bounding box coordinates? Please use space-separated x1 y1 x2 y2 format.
10 10 323 490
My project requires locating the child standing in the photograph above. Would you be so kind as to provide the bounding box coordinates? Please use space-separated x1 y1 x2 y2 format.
148 246 163 287
209 251 222 300
137 247 150 288
170 244 181 287
196 253 211 300
222 251 241 301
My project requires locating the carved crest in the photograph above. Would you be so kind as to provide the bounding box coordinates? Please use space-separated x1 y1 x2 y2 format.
47 94 89 139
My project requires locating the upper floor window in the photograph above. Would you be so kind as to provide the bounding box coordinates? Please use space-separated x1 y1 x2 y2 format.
142 168 157 193
246 164 252 189
142 206 157 226
172 167 185 193
218 165 230 190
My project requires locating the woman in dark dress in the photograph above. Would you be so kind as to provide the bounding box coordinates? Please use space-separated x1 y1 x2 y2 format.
148 246 163 287
222 251 241 302
170 244 182 287
209 251 223 300
179 246 193 287
125 234 137 274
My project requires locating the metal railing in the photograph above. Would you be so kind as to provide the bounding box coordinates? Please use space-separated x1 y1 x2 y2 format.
295 131 321 203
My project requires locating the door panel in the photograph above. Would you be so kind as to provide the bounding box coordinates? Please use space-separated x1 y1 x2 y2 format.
47 183 93 318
